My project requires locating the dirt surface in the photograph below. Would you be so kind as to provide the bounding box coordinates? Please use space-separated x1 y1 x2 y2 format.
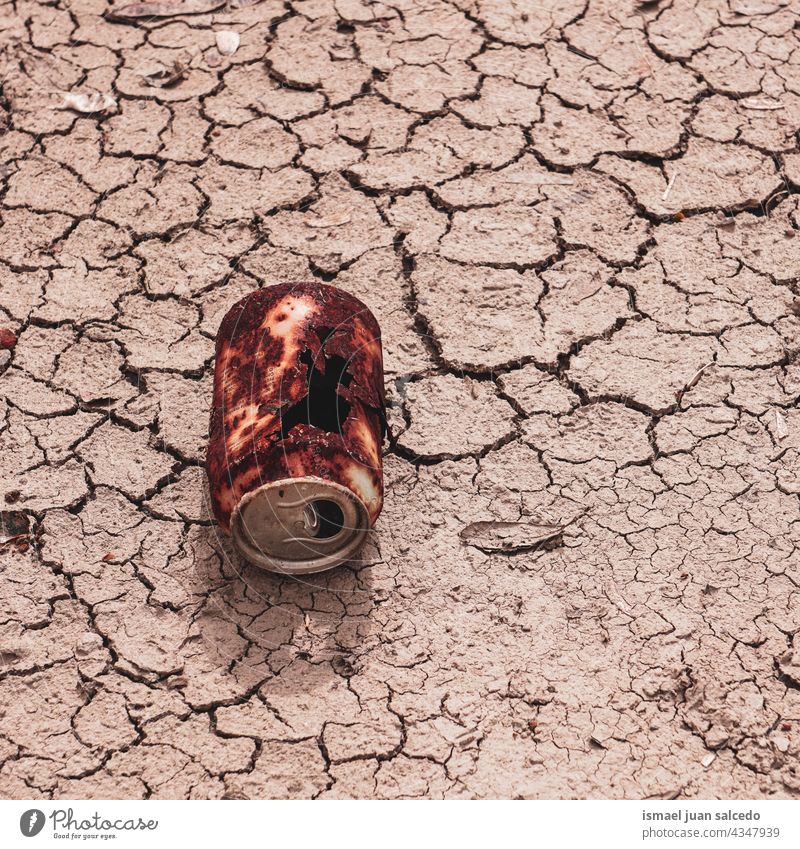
1 0 800 801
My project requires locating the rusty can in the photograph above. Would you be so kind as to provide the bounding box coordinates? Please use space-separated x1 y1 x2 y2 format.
206 282 384 574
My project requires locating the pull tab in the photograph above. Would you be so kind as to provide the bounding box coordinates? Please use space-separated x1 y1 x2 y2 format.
303 502 322 536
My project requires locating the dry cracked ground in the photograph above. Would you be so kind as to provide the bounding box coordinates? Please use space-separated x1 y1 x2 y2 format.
1 0 800 801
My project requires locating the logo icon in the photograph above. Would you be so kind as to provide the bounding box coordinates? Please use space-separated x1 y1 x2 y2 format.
20 810 45 837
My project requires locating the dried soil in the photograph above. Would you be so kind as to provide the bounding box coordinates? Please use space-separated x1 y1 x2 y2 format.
1 0 799 800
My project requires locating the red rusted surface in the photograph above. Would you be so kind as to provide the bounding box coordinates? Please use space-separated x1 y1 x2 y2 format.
206 282 385 533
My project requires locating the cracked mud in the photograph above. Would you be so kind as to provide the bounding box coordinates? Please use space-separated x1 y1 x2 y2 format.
1 0 799 800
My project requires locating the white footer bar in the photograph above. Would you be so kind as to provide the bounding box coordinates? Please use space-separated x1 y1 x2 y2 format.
1 799 796 849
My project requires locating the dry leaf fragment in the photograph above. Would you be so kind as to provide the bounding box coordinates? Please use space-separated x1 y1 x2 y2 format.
61 92 117 114
775 408 789 440
684 361 713 392
459 521 564 554
455 729 478 748
107 1 226 20
730 0 785 14
306 213 352 228
773 735 790 753
714 212 736 229
741 98 782 111
139 61 188 88
778 639 800 685
215 31 240 56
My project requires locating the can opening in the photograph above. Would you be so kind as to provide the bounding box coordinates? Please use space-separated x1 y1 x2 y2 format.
303 499 345 539
231 477 369 573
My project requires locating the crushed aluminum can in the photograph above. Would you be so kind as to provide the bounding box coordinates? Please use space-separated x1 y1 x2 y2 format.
206 282 385 574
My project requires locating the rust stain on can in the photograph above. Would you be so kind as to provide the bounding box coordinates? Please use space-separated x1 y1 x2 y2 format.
206 282 384 574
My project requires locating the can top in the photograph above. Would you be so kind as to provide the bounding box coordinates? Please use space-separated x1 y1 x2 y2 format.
229 476 370 574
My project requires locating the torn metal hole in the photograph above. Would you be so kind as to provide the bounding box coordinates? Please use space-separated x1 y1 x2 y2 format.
279 347 353 439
